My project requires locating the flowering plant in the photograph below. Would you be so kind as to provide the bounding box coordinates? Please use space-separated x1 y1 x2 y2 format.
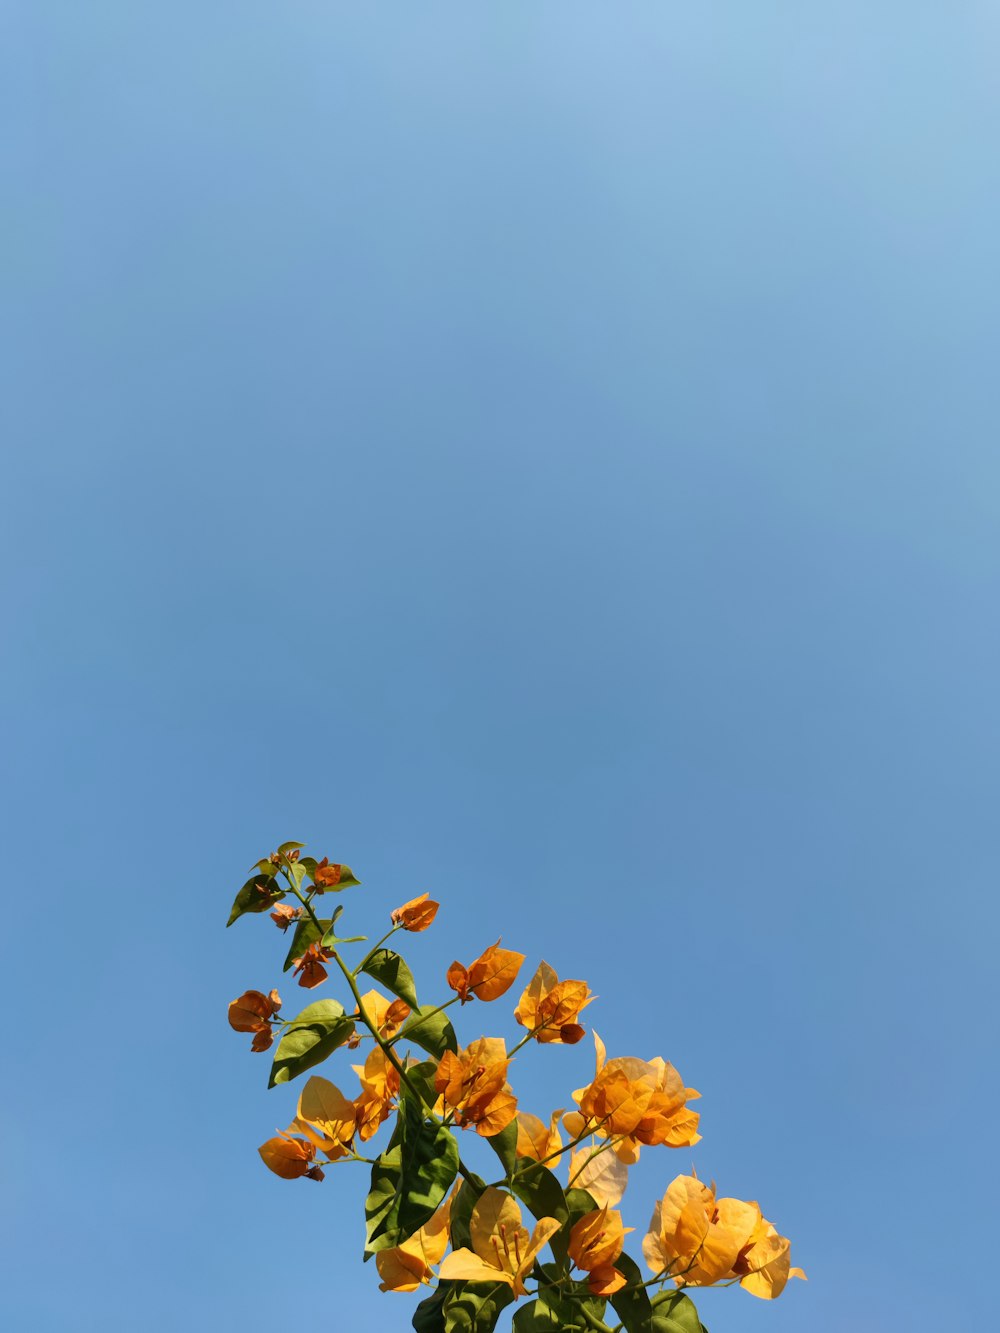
227 841 804 1331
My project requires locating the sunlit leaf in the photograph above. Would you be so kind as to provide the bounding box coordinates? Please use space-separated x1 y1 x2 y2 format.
485 1120 518 1177
268 999 355 1087
399 1004 459 1059
226 874 283 926
362 948 419 1009
282 915 333 972
365 1088 460 1254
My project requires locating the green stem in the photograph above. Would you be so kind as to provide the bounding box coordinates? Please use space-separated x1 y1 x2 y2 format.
353 923 401 975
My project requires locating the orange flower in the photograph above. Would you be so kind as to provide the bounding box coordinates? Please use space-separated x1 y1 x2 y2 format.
568 1206 633 1296
228 989 282 1053
352 1047 401 1141
376 1188 456 1292
642 1173 805 1299
355 988 411 1039
258 1130 324 1181
390 892 440 932
291 1075 358 1161
292 942 334 989
514 961 592 1043
446 940 526 1004
564 1033 700 1164
270 903 301 931
438 1187 561 1298
515 1109 565 1165
312 857 343 889
434 1036 518 1136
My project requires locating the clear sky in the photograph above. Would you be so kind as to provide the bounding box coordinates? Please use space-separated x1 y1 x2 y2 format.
3 4 998 1331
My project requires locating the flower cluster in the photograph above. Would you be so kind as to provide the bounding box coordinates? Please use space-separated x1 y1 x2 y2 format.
225 841 804 1333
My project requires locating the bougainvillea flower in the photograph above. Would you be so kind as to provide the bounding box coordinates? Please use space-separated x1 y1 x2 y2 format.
515 1108 565 1165
354 988 411 1039
269 903 301 931
352 1047 401 1141
434 1036 518 1136
568 1142 629 1208
564 1033 700 1162
258 1130 322 1180
228 989 282 1052
312 857 344 889
291 1075 357 1160
731 1216 807 1299
642 1173 805 1298
438 1187 561 1298
292 941 335 989
390 892 440 933
446 941 526 1004
375 1187 456 1292
568 1206 632 1296
514 961 592 1043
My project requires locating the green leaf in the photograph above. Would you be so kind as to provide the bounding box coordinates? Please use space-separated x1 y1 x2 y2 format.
485 1119 518 1178
609 1252 654 1332
650 1291 708 1333
511 1288 595 1333
361 948 419 1008
281 915 332 972
364 1119 404 1259
564 1187 600 1230
364 1088 460 1254
404 1059 442 1112
449 1175 487 1250
278 841 306 855
226 874 283 926
511 1158 568 1257
412 1286 450 1333
398 1004 459 1058
267 999 355 1087
444 1282 515 1332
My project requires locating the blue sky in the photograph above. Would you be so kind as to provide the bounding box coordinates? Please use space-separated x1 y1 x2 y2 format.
3 4 998 1331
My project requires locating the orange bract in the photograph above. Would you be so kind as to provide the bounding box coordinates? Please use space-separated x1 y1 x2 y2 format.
355 988 411 1039
269 903 301 931
352 1047 401 1141
568 1206 632 1296
446 940 525 1003
434 1036 518 1136
312 857 344 889
258 1131 323 1180
642 1173 806 1299
438 1187 561 1299
390 892 440 932
564 1033 701 1163
292 941 333 989
514 961 592 1043
228 988 282 1052
376 1188 456 1292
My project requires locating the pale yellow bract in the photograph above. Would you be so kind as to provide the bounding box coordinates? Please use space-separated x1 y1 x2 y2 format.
438 1188 562 1298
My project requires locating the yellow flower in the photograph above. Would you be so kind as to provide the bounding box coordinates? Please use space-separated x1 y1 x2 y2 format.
390 892 440 932
568 1206 633 1296
447 940 526 1003
376 1188 456 1291
257 1130 324 1181
354 988 411 1039
438 1187 562 1298
352 1047 400 1141
434 1037 518 1136
564 1033 700 1164
515 1108 565 1165
291 1075 357 1160
642 1173 805 1299
514 961 592 1043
